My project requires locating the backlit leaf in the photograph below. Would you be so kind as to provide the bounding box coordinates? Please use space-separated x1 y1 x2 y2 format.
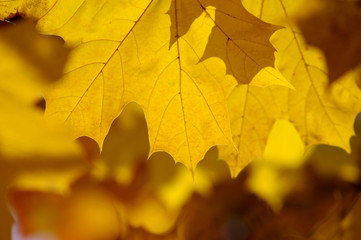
6 0 280 171
219 0 361 177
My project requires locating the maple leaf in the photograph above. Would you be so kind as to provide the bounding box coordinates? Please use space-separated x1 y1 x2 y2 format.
219 0 361 177
296 0 361 84
168 0 280 84
1 0 281 172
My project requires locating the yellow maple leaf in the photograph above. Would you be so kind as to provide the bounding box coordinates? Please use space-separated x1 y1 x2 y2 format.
1 0 280 172
219 0 361 177
167 0 280 84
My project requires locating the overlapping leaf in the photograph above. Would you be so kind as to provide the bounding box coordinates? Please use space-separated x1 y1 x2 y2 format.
0 0 281 171
219 0 361 176
168 0 280 84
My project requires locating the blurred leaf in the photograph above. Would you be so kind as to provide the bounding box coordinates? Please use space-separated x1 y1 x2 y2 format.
296 0 361 83
125 228 178 240
8 179 124 240
263 119 305 167
0 19 84 240
178 173 271 240
99 103 149 184
307 145 359 183
247 119 305 210
179 161 360 239
338 196 361 240
0 19 70 81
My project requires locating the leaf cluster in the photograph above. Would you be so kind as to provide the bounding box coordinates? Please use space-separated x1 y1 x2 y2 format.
1 0 361 239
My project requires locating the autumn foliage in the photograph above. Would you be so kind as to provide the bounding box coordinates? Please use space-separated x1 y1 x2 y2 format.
1 0 361 239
